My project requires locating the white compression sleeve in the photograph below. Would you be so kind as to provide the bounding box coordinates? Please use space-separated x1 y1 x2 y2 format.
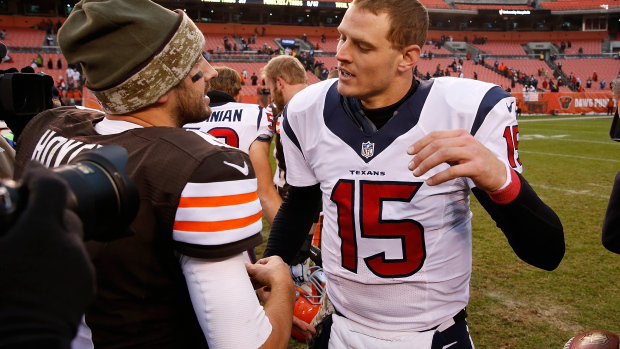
181 253 272 349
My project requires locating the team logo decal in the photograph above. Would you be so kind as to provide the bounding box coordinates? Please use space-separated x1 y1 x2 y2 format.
361 141 375 159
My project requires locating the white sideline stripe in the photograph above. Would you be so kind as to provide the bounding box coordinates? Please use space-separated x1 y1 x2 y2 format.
530 183 610 199
519 150 620 163
519 116 613 122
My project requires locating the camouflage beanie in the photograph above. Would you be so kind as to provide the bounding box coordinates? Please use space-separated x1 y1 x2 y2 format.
58 0 205 114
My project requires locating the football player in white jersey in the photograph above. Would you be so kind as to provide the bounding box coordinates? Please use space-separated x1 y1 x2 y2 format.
261 55 321 342
184 66 282 226
263 1 565 348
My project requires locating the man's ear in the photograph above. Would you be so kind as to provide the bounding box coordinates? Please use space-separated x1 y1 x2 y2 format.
156 93 169 104
276 76 284 91
398 44 421 73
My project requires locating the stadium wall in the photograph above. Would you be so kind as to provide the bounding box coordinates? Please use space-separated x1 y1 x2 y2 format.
0 15 65 28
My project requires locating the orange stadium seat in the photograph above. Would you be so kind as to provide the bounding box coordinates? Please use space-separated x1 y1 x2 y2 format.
0 27 46 49
540 0 620 10
454 3 533 10
1 52 67 77
558 40 601 55
558 58 620 91
472 41 527 56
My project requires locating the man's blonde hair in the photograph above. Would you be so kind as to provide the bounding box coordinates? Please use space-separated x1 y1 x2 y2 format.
351 0 428 50
260 55 307 88
211 66 242 99
613 78 620 101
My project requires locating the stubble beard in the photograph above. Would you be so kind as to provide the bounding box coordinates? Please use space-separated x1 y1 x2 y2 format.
174 82 211 127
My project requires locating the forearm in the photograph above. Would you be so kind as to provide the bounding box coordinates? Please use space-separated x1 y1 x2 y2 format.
249 141 282 225
474 170 565 271
602 170 620 254
263 184 322 263
258 277 295 349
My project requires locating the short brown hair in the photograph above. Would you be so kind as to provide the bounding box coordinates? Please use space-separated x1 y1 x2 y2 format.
211 66 242 99
351 0 428 50
260 55 307 88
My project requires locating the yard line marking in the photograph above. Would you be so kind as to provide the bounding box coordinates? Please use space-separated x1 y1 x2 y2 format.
520 134 615 145
547 138 616 145
530 184 610 198
519 150 620 163
525 128 609 134
519 116 613 122
520 134 569 140
586 183 613 189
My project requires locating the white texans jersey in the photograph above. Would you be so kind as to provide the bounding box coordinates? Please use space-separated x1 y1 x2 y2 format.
281 77 522 332
185 102 274 153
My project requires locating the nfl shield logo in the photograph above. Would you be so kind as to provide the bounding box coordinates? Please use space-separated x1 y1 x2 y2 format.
361 141 374 158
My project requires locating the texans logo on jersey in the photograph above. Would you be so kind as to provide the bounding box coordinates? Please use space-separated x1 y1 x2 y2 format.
361 141 374 158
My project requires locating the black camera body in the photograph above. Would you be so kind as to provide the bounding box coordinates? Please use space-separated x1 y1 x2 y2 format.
0 72 54 141
0 145 140 242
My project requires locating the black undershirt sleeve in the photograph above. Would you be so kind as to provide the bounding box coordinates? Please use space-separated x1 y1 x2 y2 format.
472 172 565 271
602 170 620 254
263 184 323 264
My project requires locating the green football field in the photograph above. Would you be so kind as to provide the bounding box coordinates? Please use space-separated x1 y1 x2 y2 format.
257 114 620 349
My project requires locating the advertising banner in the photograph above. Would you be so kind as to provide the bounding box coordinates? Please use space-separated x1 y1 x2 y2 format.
511 91 614 115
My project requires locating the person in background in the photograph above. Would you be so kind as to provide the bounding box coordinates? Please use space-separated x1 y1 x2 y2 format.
603 79 620 254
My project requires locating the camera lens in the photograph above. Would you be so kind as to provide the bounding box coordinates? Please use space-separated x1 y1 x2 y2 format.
54 145 139 242
0 146 138 241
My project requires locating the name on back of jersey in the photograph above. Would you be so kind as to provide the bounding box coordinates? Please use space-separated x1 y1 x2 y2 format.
207 109 243 122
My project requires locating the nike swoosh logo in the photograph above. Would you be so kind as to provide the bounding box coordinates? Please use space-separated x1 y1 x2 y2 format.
443 342 458 349
507 101 514 113
223 161 249 176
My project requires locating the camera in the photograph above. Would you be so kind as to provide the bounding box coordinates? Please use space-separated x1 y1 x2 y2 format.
0 145 139 242
0 42 54 140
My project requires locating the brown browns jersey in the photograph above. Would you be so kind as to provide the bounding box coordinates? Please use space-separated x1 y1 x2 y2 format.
14 106 263 348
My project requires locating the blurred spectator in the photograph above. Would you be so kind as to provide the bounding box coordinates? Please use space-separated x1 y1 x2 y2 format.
47 58 53 69
601 79 607 90
593 71 598 81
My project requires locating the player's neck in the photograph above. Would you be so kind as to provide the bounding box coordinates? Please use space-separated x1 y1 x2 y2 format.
360 74 414 109
283 83 308 104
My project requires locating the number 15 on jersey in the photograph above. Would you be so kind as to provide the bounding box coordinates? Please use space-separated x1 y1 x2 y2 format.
330 180 426 279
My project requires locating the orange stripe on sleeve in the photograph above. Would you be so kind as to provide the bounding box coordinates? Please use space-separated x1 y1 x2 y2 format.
178 192 259 208
174 211 263 232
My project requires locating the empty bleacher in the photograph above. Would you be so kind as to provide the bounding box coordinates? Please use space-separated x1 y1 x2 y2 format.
307 36 339 52
1 27 46 50
557 40 601 55
472 41 526 55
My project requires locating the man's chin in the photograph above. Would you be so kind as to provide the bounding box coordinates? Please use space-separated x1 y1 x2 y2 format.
336 82 360 99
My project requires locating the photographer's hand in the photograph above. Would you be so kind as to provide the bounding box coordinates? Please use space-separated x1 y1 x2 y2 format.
0 161 95 349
